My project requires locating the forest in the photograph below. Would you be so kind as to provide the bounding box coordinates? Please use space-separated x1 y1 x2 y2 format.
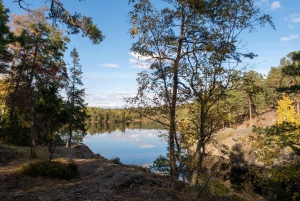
0 0 300 200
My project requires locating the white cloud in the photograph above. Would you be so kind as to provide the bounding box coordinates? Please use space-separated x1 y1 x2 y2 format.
270 1 281 10
288 25 294 28
290 13 300 22
107 91 135 99
85 91 137 108
101 63 119 68
129 52 151 69
139 144 156 148
280 34 299 42
83 76 102 80
254 0 269 7
129 52 173 69
129 52 151 61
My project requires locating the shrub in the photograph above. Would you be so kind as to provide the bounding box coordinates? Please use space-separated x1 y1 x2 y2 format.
110 156 122 164
245 165 300 201
22 160 80 180
149 155 170 174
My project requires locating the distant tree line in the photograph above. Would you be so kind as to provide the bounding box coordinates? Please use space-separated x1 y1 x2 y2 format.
87 121 166 135
87 107 142 124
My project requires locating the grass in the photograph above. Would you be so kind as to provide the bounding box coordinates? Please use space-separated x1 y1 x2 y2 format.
0 140 50 161
228 131 233 137
125 164 149 173
238 132 253 142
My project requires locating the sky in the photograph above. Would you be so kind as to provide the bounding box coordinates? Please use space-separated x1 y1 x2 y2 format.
2 0 300 108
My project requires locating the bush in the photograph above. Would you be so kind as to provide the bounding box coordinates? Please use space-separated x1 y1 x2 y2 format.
110 156 122 164
246 165 300 201
22 160 80 180
149 155 170 173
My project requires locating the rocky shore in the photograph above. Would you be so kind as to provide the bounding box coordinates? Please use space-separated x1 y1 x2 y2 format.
0 143 191 201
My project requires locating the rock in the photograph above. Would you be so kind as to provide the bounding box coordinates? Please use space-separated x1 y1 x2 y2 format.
71 143 95 159
72 143 93 153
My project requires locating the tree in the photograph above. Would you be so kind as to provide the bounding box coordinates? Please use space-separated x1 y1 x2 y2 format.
279 51 300 115
65 48 88 148
12 0 103 44
127 0 190 179
175 0 274 185
2 7 69 156
265 66 284 108
128 0 274 182
251 97 300 200
35 82 66 161
240 70 266 127
0 0 15 73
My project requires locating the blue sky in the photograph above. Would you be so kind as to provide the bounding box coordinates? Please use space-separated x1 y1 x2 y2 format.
2 0 300 108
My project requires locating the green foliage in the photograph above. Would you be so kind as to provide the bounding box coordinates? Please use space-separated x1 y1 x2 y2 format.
22 160 80 180
276 51 300 114
110 156 122 164
0 8 70 155
129 0 274 182
251 115 300 200
13 0 103 44
0 112 31 146
150 155 170 173
253 122 300 159
87 107 138 123
35 83 67 161
246 165 300 201
281 51 300 77
0 0 12 70
64 48 88 147
208 179 233 197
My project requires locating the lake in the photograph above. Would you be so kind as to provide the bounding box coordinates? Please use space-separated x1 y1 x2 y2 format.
83 122 168 167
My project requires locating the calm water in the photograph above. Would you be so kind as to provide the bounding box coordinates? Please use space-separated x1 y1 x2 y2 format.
83 122 168 166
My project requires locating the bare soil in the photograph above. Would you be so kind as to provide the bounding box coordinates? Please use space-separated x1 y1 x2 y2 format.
207 110 277 158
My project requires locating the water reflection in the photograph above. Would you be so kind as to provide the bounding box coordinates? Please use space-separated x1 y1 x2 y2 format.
83 122 168 166
86 121 167 134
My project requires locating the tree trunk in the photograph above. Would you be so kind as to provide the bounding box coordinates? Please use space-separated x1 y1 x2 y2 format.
67 123 73 148
191 138 205 185
169 114 177 179
30 129 37 158
175 129 185 182
168 5 185 180
191 107 206 186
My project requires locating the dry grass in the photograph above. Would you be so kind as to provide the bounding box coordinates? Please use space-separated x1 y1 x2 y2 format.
0 140 50 161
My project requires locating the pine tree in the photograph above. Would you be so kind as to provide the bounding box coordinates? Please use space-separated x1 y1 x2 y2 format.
0 0 16 73
35 82 66 161
65 48 88 148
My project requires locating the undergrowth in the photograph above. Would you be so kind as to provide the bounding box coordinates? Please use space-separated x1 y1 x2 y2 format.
22 160 80 180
